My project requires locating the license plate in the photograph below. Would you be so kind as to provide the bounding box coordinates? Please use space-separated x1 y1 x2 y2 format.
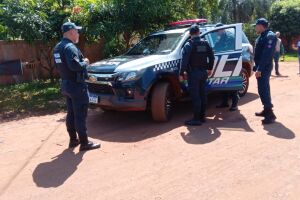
89 94 98 104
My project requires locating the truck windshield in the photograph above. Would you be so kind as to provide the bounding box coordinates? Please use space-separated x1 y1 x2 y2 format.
126 33 183 56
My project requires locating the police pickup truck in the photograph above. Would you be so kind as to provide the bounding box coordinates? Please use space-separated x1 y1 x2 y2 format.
86 19 254 122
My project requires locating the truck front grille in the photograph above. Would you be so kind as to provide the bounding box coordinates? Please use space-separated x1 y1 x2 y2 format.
87 83 114 95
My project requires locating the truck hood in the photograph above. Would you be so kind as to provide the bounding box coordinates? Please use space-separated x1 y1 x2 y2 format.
87 54 171 73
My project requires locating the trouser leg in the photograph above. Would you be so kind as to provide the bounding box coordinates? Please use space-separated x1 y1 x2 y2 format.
188 77 201 116
274 52 280 74
199 79 207 117
231 91 239 108
257 70 273 109
65 96 77 140
71 99 88 144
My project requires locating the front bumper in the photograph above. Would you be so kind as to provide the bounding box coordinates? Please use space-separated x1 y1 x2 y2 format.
86 79 147 111
88 92 146 111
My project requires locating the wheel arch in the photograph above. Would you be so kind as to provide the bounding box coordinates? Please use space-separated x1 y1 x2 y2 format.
146 73 181 110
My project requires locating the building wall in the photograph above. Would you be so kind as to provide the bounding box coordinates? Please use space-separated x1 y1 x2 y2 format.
0 40 104 85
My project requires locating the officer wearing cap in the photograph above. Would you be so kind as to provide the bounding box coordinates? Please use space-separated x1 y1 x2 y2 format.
214 23 239 111
53 21 100 151
214 23 235 52
253 18 277 124
180 25 214 126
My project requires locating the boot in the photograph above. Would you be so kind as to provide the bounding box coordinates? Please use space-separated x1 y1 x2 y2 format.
185 113 202 126
262 108 277 124
255 109 266 117
79 135 101 151
69 139 80 148
199 113 206 123
216 102 229 108
229 106 238 111
229 101 238 111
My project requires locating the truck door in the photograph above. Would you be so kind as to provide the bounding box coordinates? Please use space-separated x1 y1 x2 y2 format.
201 24 243 91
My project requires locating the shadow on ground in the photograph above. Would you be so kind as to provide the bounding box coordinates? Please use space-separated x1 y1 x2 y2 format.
86 92 259 144
263 122 295 139
32 149 85 188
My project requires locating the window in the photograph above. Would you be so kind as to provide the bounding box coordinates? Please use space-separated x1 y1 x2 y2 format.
242 32 250 44
126 33 183 56
204 28 236 53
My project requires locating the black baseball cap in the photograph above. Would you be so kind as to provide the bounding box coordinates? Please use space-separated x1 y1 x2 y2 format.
61 22 82 33
253 18 269 27
189 25 200 34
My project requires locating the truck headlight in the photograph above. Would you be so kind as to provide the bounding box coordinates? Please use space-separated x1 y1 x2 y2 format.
117 71 138 82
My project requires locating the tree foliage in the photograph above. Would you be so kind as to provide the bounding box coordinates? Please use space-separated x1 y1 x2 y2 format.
270 0 300 51
0 0 73 81
1 0 299 57
70 0 199 56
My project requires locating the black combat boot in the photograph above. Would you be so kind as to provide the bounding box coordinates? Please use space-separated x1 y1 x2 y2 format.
262 108 277 124
216 102 229 108
69 139 80 148
199 113 206 123
229 100 238 111
68 131 80 148
255 109 266 117
185 113 202 126
79 135 101 151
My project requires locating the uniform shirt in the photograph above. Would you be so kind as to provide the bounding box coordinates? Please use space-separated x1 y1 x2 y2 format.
275 38 281 52
254 29 277 72
53 38 88 82
180 36 214 75
297 41 300 55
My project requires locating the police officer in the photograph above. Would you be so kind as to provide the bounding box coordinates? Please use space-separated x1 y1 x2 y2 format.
253 18 277 124
180 25 214 126
214 23 235 52
53 22 100 151
214 23 239 111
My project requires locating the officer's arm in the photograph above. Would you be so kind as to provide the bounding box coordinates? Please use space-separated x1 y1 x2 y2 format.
64 45 88 72
257 35 276 72
180 42 192 75
206 42 215 70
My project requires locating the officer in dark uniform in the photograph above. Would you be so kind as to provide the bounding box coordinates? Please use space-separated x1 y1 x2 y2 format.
180 25 215 126
214 23 239 111
53 22 100 151
253 18 277 124
214 23 235 52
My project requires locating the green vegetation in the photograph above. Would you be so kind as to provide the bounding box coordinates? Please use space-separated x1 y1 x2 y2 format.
283 52 299 62
0 80 64 120
270 0 300 51
0 0 285 58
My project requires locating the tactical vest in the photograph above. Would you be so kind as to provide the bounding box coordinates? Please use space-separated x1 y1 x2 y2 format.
53 41 87 83
189 39 210 70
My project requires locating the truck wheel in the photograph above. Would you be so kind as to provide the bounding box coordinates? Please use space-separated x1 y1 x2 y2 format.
238 68 249 97
151 82 173 122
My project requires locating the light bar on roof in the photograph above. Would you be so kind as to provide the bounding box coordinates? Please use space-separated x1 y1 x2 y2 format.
169 19 207 26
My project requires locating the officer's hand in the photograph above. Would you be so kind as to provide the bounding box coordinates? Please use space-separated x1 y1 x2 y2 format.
255 71 262 78
207 70 213 77
84 58 90 65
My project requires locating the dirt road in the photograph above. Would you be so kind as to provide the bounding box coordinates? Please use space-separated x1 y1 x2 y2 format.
1 62 300 200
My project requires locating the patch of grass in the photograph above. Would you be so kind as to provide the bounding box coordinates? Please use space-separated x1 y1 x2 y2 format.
282 52 299 62
0 80 65 121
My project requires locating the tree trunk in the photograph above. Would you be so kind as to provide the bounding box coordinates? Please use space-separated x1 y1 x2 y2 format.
123 32 131 50
286 36 292 53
